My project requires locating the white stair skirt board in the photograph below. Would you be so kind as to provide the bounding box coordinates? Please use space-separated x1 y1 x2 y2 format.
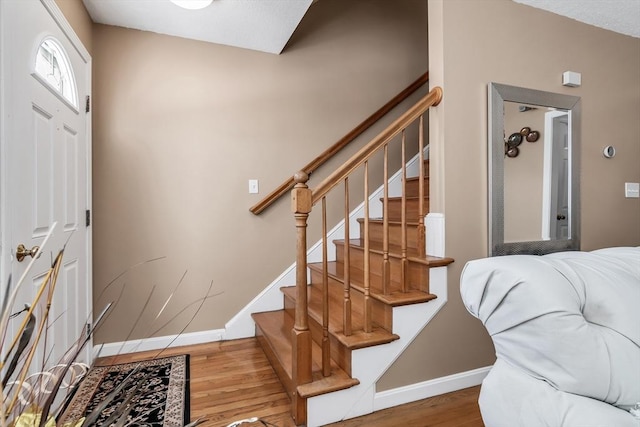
223 149 427 340
373 366 491 412
306 264 448 427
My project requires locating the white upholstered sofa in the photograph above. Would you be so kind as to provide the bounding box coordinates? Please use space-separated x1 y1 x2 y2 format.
460 247 640 426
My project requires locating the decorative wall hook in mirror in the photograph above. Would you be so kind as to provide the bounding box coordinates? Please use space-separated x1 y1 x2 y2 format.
504 126 540 158
488 82 581 256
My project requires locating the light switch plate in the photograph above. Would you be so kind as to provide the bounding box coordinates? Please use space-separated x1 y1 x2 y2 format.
249 179 259 194
625 182 639 198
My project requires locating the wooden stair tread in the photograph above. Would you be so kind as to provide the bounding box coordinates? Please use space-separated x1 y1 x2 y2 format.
334 238 454 267
307 262 437 307
281 286 400 349
357 217 421 226
299 369 359 398
252 311 360 398
383 195 429 202
405 176 428 182
253 311 294 378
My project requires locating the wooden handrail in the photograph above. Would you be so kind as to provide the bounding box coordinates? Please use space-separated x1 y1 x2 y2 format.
311 86 442 204
249 71 430 215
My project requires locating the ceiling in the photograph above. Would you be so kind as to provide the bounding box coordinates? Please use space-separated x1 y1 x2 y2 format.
82 0 314 54
82 0 639 55
514 0 640 38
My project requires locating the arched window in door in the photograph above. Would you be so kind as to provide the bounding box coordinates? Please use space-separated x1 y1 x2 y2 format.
34 37 78 109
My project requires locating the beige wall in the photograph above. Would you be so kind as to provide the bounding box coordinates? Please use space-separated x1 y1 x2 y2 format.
54 0 93 54
90 0 429 344
57 0 640 394
378 0 640 391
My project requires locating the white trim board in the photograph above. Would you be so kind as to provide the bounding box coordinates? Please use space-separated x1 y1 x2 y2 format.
94 328 224 358
374 366 491 412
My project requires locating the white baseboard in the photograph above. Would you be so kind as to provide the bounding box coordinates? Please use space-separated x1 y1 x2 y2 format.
373 366 491 412
93 328 224 358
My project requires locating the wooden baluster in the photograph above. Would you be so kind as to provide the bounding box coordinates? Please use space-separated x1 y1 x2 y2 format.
321 197 330 377
363 161 372 333
291 171 312 424
401 131 409 292
382 144 390 295
343 178 352 336
417 115 426 257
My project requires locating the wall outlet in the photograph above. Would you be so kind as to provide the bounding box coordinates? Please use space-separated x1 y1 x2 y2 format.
625 182 639 198
249 179 259 194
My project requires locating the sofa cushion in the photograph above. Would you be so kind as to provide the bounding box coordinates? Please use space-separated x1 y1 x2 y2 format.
460 247 640 409
480 359 640 427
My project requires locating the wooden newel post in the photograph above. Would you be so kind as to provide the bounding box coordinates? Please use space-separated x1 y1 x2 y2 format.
291 171 312 424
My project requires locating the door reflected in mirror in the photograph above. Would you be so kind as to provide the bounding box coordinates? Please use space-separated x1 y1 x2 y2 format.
489 83 581 256
542 110 569 241
503 102 570 243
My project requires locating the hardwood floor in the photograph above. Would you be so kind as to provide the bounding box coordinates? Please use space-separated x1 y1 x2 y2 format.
97 338 484 427
324 386 483 427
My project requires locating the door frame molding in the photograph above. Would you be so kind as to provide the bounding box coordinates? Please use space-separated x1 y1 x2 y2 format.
0 0 93 341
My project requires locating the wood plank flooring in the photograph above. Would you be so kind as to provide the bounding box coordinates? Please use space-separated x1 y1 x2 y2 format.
96 338 484 427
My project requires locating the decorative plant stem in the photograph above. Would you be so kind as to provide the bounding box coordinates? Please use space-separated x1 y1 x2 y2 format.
6 249 63 416
1 313 35 388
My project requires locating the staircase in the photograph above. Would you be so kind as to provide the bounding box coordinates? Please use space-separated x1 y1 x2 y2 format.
252 151 453 425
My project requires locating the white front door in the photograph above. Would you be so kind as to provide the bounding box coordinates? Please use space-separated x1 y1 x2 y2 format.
1 0 92 367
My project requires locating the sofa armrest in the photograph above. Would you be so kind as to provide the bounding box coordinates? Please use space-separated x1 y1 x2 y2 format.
460 248 640 408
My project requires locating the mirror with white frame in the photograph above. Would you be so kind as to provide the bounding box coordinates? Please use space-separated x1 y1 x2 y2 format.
488 82 581 256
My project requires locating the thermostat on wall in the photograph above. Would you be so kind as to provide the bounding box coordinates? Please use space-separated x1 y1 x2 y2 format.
603 145 616 158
